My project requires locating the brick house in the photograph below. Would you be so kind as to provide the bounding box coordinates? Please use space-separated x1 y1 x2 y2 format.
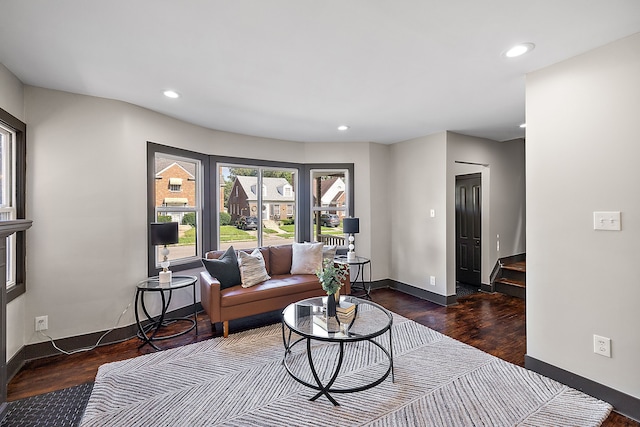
155 159 196 223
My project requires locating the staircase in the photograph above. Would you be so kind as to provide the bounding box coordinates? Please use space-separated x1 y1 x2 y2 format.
492 255 526 299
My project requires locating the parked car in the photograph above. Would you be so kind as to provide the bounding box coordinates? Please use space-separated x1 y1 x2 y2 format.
320 213 340 227
237 216 258 230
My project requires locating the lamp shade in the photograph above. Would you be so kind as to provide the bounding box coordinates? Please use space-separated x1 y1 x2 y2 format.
150 222 179 246
342 217 359 234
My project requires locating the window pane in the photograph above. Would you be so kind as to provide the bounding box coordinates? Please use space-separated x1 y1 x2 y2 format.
220 166 259 251
154 155 200 265
0 127 12 207
219 165 297 250
262 167 296 247
154 210 197 262
0 125 16 287
311 170 348 246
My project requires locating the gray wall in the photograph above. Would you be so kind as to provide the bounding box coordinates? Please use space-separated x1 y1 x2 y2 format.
389 131 525 296
389 132 448 293
527 32 640 399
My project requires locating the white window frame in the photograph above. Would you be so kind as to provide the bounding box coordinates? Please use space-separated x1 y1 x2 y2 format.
0 124 17 288
310 169 350 215
154 153 202 268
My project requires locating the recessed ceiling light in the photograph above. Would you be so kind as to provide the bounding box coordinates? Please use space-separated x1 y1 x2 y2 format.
337 125 350 131
163 90 180 99
504 43 535 58
519 123 526 128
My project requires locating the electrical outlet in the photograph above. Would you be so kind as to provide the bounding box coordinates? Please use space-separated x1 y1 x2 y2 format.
593 334 611 357
35 315 48 332
429 276 436 286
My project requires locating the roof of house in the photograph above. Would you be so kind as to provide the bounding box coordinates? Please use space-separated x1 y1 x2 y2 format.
235 176 294 202
155 158 196 178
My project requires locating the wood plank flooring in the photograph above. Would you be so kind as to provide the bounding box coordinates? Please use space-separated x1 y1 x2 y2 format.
7 288 637 426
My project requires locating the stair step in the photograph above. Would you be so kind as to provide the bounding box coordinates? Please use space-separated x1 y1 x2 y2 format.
502 261 526 273
494 277 526 288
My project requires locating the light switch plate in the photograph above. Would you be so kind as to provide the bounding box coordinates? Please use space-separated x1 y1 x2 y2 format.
593 211 621 231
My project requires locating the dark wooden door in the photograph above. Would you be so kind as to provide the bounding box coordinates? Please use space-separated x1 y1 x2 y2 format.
456 174 481 286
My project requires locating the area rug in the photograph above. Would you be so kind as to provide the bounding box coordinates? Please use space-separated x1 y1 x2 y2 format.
80 312 612 426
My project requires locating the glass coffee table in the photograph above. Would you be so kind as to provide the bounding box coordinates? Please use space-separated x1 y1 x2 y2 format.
281 296 394 406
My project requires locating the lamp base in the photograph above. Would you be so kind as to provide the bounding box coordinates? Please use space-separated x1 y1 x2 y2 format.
347 251 356 261
159 270 172 283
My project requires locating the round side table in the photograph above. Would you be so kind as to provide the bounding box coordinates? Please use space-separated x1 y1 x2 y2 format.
335 255 372 299
134 275 198 350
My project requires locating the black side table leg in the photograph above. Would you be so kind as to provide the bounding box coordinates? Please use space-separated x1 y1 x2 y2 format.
389 320 394 382
136 290 162 351
308 340 344 406
193 285 198 336
138 290 167 351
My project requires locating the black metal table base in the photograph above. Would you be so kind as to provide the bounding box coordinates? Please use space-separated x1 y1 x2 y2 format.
134 276 198 351
136 317 196 351
336 256 372 299
281 321 394 406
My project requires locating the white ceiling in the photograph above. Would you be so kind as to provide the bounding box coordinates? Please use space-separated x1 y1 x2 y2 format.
1 1 640 144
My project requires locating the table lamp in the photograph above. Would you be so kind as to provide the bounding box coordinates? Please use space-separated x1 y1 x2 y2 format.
342 217 359 261
150 222 179 283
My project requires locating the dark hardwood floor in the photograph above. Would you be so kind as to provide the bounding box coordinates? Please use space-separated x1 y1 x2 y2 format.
7 288 638 426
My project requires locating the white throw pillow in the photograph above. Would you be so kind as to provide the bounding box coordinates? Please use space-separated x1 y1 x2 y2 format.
238 249 271 288
290 242 324 274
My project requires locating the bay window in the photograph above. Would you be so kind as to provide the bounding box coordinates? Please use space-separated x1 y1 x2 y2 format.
147 142 353 275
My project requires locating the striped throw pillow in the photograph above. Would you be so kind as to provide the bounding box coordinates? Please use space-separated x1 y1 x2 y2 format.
238 249 271 288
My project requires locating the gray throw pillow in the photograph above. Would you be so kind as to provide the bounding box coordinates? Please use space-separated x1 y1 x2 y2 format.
201 246 241 289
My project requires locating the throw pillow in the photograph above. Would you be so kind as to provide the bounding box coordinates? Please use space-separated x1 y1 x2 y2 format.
238 248 271 288
201 246 241 289
323 245 337 261
290 242 324 274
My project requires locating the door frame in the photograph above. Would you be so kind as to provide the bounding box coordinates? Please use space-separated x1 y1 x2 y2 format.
448 162 490 297
455 173 482 287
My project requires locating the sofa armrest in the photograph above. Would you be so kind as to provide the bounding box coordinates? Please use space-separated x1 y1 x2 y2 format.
199 270 222 323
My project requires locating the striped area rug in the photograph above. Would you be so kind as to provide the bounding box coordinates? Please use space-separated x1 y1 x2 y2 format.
80 313 612 426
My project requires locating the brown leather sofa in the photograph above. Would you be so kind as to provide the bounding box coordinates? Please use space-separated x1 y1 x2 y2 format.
200 244 350 337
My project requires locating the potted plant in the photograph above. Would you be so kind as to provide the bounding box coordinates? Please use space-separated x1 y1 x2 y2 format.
316 258 349 317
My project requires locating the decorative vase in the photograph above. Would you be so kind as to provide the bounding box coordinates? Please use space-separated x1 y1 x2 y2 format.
326 292 337 317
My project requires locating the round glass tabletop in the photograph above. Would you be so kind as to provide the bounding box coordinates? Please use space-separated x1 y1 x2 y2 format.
136 275 197 291
282 296 392 342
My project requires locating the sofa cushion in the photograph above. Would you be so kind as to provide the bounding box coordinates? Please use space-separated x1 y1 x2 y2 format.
238 248 271 288
220 275 321 307
269 245 293 275
290 242 323 274
201 246 241 289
